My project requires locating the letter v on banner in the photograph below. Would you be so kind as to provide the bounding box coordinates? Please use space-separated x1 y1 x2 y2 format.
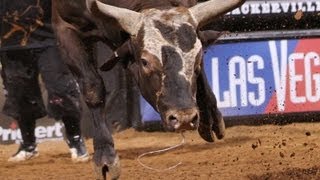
269 40 288 111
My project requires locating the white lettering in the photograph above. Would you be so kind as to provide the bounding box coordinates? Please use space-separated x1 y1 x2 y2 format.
261 2 271 14
241 4 250 15
17 129 22 140
297 2 306 12
307 2 316 12
212 58 232 108
247 55 266 106
316 2 320 11
55 123 63 137
2 129 11 141
290 2 298 12
226 1 320 16
47 125 56 137
229 56 248 107
269 40 288 111
305 52 320 102
250 3 261 14
10 129 19 140
36 126 47 139
231 8 241 15
0 122 63 142
289 53 306 103
271 2 281 13
281 2 290 13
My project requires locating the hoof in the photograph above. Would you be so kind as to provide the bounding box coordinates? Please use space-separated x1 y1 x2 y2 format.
212 116 225 140
93 155 121 180
198 122 215 142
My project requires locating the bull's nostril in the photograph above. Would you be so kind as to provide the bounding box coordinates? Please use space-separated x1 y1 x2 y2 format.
168 115 180 129
169 115 177 122
168 115 177 124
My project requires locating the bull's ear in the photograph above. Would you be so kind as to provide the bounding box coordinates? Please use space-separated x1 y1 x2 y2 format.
99 53 121 71
198 30 228 46
100 40 132 71
95 0 142 36
189 0 245 27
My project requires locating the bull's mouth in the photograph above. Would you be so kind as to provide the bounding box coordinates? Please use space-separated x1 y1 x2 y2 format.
162 108 200 132
164 119 199 132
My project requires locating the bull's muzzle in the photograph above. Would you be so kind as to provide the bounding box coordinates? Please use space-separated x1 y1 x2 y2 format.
165 107 199 131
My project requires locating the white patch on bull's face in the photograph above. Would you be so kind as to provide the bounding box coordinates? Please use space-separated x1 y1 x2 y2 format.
179 40 202 82
138 8 202 83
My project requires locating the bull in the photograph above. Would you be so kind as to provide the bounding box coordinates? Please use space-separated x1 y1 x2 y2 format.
51 0 245 179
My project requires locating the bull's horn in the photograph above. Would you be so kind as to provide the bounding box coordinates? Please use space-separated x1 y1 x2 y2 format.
189 0 245 27
86 0 95 13
95 0 142 35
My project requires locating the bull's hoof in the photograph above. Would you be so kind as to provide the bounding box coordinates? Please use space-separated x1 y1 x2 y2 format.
93 155 121 180
212 116 225 140
198 122 215 142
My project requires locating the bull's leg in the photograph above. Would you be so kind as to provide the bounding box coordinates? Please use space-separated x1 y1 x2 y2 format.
53 25 120 179
82 78 120 180
196 67 225 142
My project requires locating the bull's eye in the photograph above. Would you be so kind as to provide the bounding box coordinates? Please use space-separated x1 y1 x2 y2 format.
141 58 148 67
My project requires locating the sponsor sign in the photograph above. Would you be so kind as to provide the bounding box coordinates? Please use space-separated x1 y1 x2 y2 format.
0 120 64 144
141 38 320 121
227 0 320 16
208 0 320 33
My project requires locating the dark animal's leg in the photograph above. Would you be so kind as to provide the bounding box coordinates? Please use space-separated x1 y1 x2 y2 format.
196 67 225 142
38 47 89 162
54 26 120 179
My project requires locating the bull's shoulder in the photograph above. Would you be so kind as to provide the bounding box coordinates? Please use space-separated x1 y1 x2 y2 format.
54 0 87 18
53 0 93 28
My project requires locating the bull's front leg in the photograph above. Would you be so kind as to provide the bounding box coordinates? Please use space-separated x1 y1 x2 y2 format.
91 102 120 180
196 67 225 142
53 23 120 179
83 73 120 180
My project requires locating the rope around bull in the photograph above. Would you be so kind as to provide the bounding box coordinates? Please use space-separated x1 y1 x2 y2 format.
137 132 186 172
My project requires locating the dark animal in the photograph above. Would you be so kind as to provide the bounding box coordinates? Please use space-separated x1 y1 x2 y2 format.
51 0 245 179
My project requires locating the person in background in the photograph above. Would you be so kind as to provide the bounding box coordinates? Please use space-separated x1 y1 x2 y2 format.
0 0 89 162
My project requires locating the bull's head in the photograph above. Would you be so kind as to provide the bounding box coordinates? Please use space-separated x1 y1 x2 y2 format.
94 0 244 131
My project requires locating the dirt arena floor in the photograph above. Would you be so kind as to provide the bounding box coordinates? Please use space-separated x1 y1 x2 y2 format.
1 123 320 180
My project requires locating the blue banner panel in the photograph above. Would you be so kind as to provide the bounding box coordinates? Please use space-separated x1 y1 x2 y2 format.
141 38 320 121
